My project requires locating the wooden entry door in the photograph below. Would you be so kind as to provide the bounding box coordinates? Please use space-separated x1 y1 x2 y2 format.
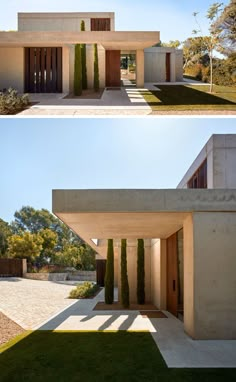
105 50 121 87
167 232 178 316
166 53 171 82
25 47 62 93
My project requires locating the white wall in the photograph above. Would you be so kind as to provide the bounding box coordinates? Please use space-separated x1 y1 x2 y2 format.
150 238 167 309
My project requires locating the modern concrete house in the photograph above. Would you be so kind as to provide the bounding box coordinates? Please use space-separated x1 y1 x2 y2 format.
52 135 236 341
0 12 182 93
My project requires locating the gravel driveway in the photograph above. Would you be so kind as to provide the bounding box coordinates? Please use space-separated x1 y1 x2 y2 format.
0 278 77 329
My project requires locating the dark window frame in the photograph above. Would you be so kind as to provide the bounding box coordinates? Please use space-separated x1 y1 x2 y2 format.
187 159 207 189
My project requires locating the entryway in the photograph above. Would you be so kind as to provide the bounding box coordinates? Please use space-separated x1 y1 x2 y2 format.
24 47 62 93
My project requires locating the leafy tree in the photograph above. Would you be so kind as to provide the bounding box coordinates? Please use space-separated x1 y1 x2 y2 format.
93 44 99 91
0 218 12 256
193 3 223 92
137 239 145 304
79 244 96 270
12 206 56 234
120 239 129 308
105 239 114 304
38 228 57 264
80 20 88 90
183 36 210 69
8 232 43 262
74 44 82 96
213 0 236 56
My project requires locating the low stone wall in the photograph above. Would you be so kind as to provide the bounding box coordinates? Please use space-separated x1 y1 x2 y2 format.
67 271 96 282
24 273 68 281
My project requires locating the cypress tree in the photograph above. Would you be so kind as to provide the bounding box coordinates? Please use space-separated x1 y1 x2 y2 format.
80 20 87 90
93 44 100 91
74 44 82 96
137 239 145 304
120 239 129 308
105 238 114 304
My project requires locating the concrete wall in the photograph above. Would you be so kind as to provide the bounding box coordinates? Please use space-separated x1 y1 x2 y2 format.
177 134 236 189
0 48 24 92
67 271 96 281
184 212 236 339
18 13 115 32
150 239 167 309
25 273 68 281
144 47 183 82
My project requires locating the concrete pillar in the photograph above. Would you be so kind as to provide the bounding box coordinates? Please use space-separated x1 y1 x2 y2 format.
150 239 167 309
62 46 70 93
136 49 144 88
170 52 176 82
184 212 236 339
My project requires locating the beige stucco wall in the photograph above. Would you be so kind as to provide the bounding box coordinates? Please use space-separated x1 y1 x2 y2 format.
0 48 24 92
184 212 236 339
18 13 115 32
150 239 167 309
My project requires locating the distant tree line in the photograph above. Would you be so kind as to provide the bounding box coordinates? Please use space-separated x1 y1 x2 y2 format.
0 206 95 271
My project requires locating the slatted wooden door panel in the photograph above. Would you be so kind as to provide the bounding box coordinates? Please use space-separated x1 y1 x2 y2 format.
25 47 62 93
105 50 121 87
166 232 178 316
166 53 171 82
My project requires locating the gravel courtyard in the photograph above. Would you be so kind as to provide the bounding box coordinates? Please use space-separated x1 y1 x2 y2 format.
0 278 77 329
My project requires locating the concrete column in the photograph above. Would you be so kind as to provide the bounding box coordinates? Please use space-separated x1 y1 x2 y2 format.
170 52 176 82
184 212 236 339
136 49 144 88
150 239 167 309
62 46 70 94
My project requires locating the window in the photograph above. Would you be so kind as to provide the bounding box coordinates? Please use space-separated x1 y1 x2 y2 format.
187 159 207 188
91 18 110 31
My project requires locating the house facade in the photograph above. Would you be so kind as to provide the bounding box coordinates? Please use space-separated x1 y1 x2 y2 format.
0 12 182 93
52 134 236 341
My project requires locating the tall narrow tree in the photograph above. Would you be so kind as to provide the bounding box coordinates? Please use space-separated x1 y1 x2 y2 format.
74 44 82 96
137 239 145 304
80 20 88 90
105 238 114 304
120 239 129 308
93 44 100 91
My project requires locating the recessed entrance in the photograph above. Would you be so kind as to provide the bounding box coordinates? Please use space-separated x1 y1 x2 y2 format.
105 50 121 87
24 47 62 93
120 53 136 87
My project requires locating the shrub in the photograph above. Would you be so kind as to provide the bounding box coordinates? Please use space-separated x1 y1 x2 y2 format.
137 239 145 304
80 20 88 90
121 239 129 308
74 44 82 96
105 239 114 304
93 44 99 91
69 282 99 299
0 88 29 115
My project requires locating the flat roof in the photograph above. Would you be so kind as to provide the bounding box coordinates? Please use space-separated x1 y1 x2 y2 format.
52 189 236 255
0 31 160 50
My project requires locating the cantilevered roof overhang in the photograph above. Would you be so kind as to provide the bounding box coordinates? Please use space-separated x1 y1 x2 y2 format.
0 31 160 50
52 189 236 254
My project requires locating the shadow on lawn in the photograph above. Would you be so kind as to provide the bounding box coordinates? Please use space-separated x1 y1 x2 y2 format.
141 85 236 106
0 331 235 382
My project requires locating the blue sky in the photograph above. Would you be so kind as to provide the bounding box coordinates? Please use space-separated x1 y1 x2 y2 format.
1 0 230 43
1 117 236 223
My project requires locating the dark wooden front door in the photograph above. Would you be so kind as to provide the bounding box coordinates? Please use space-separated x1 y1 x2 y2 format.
96 260 107 286
166 53 171 82
105 50 121 87
167 232 178 316
25 47 62 93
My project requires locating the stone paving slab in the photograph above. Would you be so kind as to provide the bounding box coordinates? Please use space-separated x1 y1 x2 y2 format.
0 278 77 329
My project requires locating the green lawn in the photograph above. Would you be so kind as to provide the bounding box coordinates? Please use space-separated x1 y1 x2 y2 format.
140 84 236 111
0 331 235 382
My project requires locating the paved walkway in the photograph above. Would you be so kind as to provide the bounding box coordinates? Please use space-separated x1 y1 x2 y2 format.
1 278 236 367
19 85 152 116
